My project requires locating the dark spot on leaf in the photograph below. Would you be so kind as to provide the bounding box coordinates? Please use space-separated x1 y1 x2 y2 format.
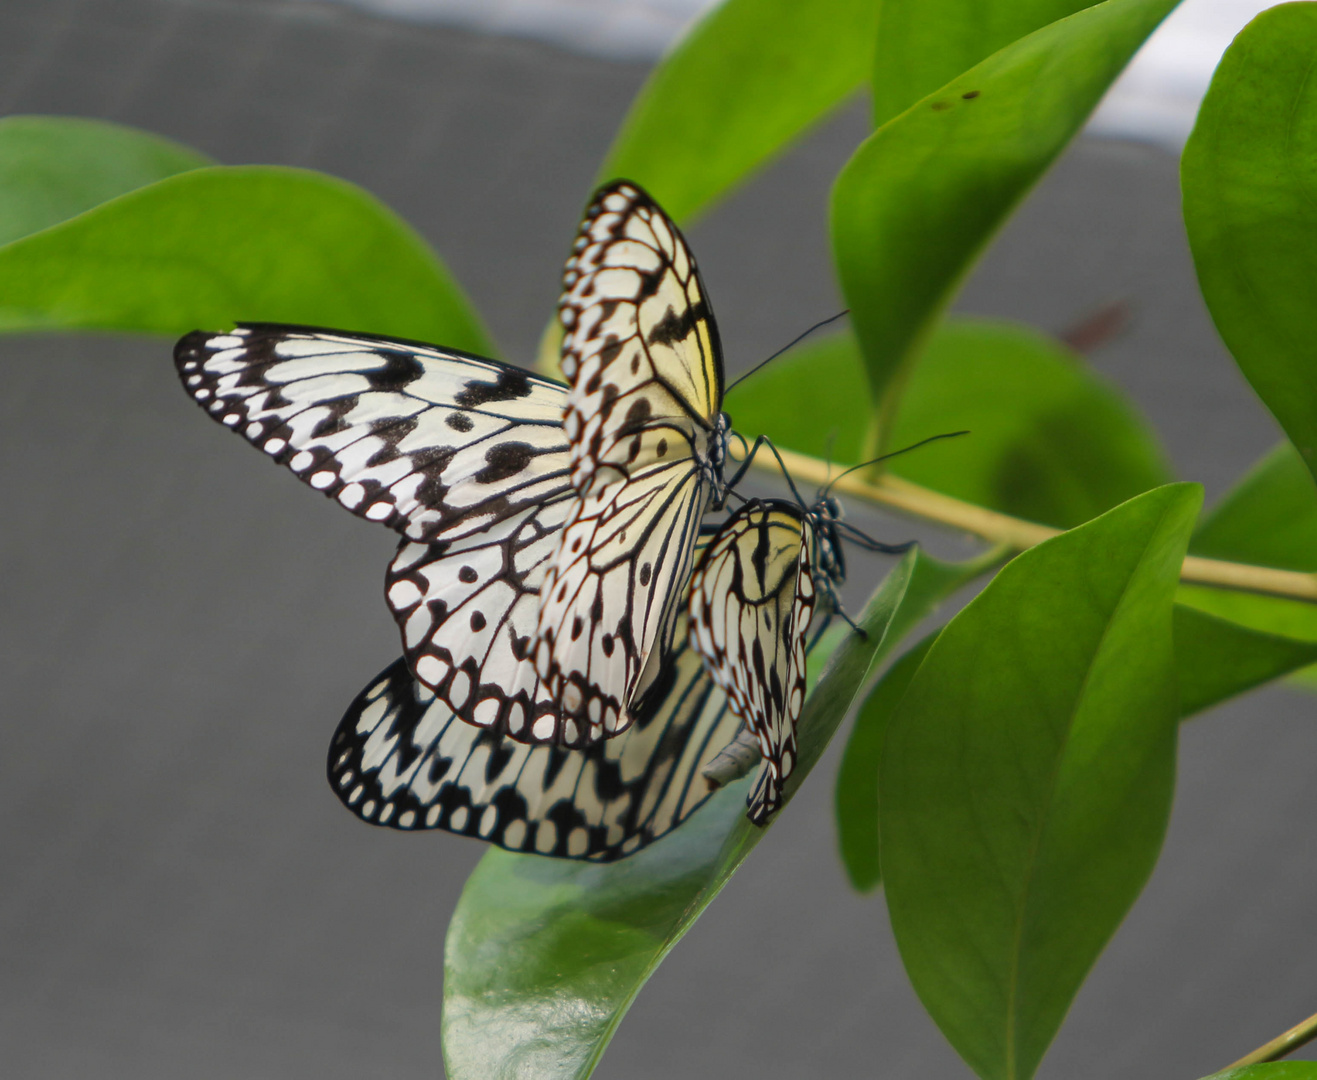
446 412 474 432
931 100 951 111
458 566 478 583
962 90 980 99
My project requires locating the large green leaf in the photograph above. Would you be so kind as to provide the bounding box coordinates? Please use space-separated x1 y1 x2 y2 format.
600 0 880 223
872 0 1107 127
727 318 1168 528
1183 3 1317 484
834 634 935 893
1192 442 1317 573
835 599 1317 899
833 0 1179 443
0 116 209 246
0 165 492 353
442 546 994 1079
881 483 1199 1080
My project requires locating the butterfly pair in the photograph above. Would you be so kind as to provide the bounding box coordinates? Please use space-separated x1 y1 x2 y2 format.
176 180 887 858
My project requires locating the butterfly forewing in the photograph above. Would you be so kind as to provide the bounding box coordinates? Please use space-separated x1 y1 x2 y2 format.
175 325 571 544
535 180 729 741
689 502 816 824
328 604 744 861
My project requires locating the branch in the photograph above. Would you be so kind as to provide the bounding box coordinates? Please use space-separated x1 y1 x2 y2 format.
1222 1006 1317 1070
758 446 1317 605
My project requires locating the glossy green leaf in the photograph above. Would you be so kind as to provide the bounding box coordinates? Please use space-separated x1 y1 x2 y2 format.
0 116 209 247
0 165 493 353
872 0 1106 127
728 318 1168 528
882 483 1199 1080
1183 2 1317 483
889 318 1170 527
1204 1066 1317 1080
1176 585 1317 645
600 0 880 223
1192 442 1317 573
833 0 1179 441
442 546 995 1079
834 634 935 893
1174 603 1317 718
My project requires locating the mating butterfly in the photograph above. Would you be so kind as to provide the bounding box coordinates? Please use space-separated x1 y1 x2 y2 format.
532 181 734 744
689 493 910 823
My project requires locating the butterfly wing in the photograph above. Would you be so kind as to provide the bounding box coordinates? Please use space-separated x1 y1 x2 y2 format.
175 324 571 544
328 608 742 861
535 180 728 739
688 501 817 824
177 323 587 742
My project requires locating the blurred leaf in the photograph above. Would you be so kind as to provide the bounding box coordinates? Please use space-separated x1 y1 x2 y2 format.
601 0 880 223
1174 603 1317 718
0 165 493 354
442 545 994 1079
725 332 871 463
1192 442 1317 573
882 483 1199 1080
728 318 1168 528
889 318 1170 527
1204 1067 1317 1080
835 634 935 893
1183 3 1317 484
0 116 209 246
872 0 1106 127
833 0 1179 442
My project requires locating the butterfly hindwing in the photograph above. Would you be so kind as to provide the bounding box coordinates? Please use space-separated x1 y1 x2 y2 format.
689 501 817 824
328 603 744 861
534 181 730 741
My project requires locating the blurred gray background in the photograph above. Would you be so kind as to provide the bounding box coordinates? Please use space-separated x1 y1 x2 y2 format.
2 0 1315 1077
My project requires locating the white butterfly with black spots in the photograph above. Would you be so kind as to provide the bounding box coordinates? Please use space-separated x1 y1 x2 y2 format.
533 181 735 744
688 494 907 823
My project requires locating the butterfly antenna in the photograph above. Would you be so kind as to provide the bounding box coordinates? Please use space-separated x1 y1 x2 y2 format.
820 430 970 498
725 310 849 395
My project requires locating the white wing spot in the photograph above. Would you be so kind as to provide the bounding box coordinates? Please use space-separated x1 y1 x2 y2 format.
310 470 337 489
450 806 469 830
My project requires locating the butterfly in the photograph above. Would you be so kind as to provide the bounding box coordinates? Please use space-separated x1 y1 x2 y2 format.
327 542 748 861
531 181 736 745
176 181 739 749
688 490 910 823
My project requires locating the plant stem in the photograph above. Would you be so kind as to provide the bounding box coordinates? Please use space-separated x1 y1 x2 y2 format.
759 446 1317 604
1223 1007 1317 1069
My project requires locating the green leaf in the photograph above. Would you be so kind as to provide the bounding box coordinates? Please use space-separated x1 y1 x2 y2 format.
834 634 936 893
727 318 1168 528
1204 1066 1317 1080
1192 442 1317 573
1183 2 1317 484
0 165 493 353
1174 602 1317 718
600 0 880 223
881 483 1200 1080
0 116 209 246
888 318 1170 527
1175 585 1317 644
833 0 1179 440
872 0 1108 127
442 546 995 1080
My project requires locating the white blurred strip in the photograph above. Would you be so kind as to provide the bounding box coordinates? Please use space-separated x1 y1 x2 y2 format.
310 0 1278 148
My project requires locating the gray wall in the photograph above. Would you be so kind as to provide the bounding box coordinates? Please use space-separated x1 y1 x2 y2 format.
1 1 1314 1077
